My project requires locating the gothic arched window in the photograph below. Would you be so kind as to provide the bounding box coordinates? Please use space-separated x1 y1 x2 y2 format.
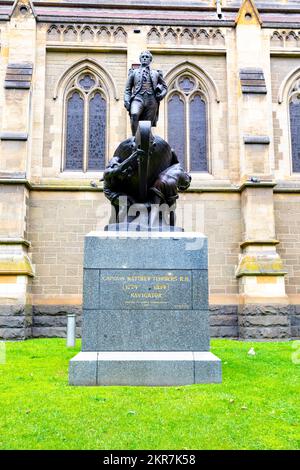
289 79 300 172
167 74 208 172
64 71 107 171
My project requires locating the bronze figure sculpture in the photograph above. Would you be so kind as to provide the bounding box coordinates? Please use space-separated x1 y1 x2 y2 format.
124 51 168 136
103 52 191 231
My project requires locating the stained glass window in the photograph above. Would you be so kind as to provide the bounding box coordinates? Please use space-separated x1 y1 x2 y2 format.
64 72 107 172
167 75 208 172
168 94 186 168
79 74 96 91
65 91 84 170
179 76 195 94
190 94 207 172
290 95 300 173
88 92 106 170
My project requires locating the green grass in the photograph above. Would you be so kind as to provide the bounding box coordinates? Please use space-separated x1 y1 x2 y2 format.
0 339 299 450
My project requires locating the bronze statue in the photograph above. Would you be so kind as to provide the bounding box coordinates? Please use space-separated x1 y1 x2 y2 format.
102 52 191 231
124 51 168 136
103 122 191 230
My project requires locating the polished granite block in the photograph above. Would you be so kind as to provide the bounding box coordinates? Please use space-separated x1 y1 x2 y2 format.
82 309 209 352
69 231 222 386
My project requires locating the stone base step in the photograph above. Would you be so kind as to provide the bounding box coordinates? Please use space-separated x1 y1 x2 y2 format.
69 351 222 386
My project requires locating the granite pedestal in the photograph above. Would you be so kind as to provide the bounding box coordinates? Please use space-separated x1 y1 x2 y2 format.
69 231 222 386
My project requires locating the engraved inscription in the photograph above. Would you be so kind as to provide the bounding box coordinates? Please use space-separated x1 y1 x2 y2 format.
100 270 192 310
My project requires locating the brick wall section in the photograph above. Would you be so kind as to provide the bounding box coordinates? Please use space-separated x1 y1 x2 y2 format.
43 51 127 175
271 57 300 175
28 191 241 302
274 194 300 296
0 185 27 238
203 194 241 297
28 191 109 301
271 57 300 101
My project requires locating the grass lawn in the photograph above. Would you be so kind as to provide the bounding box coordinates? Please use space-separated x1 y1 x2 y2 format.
0 338 299 450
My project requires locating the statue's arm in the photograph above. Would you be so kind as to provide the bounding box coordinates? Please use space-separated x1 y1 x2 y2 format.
124 69 134 110
156 70 168 101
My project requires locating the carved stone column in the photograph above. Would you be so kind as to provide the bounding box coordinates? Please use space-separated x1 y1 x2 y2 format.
236 183 289 339
0 1 36 339
234 1 289 338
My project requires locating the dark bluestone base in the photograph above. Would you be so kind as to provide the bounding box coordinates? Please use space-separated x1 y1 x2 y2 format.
238 304 291 340
0 304 32 340
69 230 222 386
3 303 299 341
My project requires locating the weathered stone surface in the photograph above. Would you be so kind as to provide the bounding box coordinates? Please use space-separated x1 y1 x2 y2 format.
209 305 238 338
239 304 290 316
239 326 290 340
0 304 25 316
33 314 82 327
33 315 67 327
209 305 238 314
0 328 26 340
238 304 291 339
32 305 82 316
291 316 300 326
291 326 300 338
0 316 26 328
32 326 82 338
0 304 32 340
210 315 238 327
32 327 67 338
294 305 300 315
239 315 289 327
210 326 238 338
31 305 82 337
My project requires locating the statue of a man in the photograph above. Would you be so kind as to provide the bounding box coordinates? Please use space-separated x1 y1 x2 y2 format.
124 51 168 135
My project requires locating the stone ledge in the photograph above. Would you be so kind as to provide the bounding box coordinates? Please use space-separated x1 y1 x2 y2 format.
0 238 31 248
240 239 280 249
0 132 28 141
235 254 286 278
0 254 35 277
243 135 270 144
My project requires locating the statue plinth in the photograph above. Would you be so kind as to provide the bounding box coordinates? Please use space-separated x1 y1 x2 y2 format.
69 231 222 386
